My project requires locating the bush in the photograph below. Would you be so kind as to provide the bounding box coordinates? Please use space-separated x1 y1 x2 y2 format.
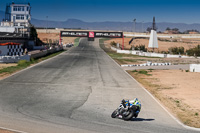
186 45 200 56
17 60 30 67
138 70 148 75
168 46 184 54
132 70 138 72
110 41 117 47
134 45 147 52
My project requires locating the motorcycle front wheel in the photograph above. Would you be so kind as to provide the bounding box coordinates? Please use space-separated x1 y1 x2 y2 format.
111 109 118 118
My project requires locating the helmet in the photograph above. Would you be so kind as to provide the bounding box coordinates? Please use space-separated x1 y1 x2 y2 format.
121 99 126 103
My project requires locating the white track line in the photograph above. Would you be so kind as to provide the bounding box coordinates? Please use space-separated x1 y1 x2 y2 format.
101 43 200 132
0 126 27 133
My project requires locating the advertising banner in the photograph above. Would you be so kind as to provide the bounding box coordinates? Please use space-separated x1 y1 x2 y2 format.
61 31 88 37
61 31 123 38
94 32 123 38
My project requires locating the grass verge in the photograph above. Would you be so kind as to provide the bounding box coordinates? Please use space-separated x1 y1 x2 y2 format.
0 50 65 77
74 37 80 47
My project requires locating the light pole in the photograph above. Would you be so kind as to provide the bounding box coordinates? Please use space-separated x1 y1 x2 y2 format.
132 19 136 50
133 19 136 33
142 21 144 33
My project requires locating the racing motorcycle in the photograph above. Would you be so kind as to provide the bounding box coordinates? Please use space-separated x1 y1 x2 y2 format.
111 99 140 121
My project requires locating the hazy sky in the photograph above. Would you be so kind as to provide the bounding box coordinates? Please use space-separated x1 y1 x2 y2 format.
1 0 200 24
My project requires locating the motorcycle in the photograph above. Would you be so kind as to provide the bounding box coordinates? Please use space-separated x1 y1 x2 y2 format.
111 99 140 121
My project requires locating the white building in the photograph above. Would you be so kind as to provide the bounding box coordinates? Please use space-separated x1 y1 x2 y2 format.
0 2 31 33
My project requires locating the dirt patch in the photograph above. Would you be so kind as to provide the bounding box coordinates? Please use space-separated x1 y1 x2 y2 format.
128 69 200 128
0 64 17 80
0 64 17 70
37 33 77 44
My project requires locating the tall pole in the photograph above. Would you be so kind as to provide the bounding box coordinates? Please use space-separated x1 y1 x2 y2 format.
153 16 156 31
132 19 136 50
122 34 124 50
133 19 136 33
142 21 144 33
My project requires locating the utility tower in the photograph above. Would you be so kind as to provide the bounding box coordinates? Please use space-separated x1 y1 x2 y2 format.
152 16 156 31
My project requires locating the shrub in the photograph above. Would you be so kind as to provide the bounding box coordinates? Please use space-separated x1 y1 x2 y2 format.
17 60 30 67
168 46 184 54
110 41 117 47
186 45 200 56
138 70 148 75
132 70 138 72
134 45 147 52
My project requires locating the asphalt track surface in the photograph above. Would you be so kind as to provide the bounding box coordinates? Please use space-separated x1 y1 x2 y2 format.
0 38 198 133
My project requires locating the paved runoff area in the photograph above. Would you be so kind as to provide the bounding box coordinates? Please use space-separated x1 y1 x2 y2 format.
0 38 198 133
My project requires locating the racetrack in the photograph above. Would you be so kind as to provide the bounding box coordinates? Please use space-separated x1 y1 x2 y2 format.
0 38 198 133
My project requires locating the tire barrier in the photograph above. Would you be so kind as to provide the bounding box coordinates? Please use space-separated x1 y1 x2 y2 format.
121 62 172 67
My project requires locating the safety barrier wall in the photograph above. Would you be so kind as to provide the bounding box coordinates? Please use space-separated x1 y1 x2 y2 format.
111 46 195 59
0 47 63 63
30 47 63 59
0 55 30 63
190 64 200 72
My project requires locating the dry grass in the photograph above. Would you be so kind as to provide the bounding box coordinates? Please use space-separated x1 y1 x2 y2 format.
37 33 77 44
0 64 17 70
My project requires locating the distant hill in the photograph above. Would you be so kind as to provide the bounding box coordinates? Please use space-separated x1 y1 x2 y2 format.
31 18 200 32
1 10 200 32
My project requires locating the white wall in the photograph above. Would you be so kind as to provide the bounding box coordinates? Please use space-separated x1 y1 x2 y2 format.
190 64 200 72
0 27 15 33
110 47 196 59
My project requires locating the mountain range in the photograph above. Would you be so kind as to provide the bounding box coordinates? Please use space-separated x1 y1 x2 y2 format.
31 18 200 32
1 10 200 32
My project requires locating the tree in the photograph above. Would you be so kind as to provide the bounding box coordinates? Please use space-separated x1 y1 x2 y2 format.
166 27 171 30
30 26 38 39
186 45 200 56
172 28 179 31
134 45 147 52
168 46 184 54
146 27 151 33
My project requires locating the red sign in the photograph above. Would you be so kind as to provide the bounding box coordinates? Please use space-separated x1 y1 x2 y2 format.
89 32 94 38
